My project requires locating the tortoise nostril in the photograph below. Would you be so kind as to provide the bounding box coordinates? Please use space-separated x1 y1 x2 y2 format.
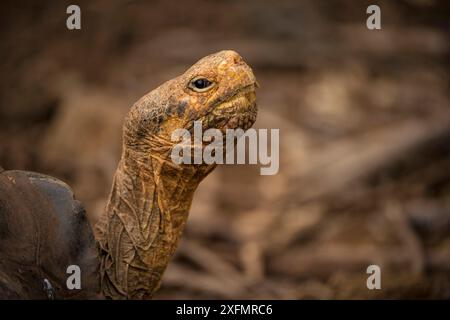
232 54 243 65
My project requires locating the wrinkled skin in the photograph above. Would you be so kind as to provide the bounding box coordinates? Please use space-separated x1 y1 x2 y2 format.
95 50 258 299
0 50 256 300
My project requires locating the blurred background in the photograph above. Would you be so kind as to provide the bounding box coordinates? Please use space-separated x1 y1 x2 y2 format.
0 0 449 299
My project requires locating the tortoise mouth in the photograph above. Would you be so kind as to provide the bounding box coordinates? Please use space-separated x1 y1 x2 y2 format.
198 85 257 132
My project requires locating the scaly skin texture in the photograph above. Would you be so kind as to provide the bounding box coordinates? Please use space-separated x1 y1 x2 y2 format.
95 50 257 299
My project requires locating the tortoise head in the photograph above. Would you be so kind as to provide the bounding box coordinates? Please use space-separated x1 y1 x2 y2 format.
123 50 258 156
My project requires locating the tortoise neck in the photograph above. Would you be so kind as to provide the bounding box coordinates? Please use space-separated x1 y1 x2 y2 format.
95 145 212 299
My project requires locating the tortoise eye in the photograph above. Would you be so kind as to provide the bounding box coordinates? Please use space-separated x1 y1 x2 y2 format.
189 77 214 92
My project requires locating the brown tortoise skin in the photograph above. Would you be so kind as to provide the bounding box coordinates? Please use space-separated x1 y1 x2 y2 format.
0 50 257 299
